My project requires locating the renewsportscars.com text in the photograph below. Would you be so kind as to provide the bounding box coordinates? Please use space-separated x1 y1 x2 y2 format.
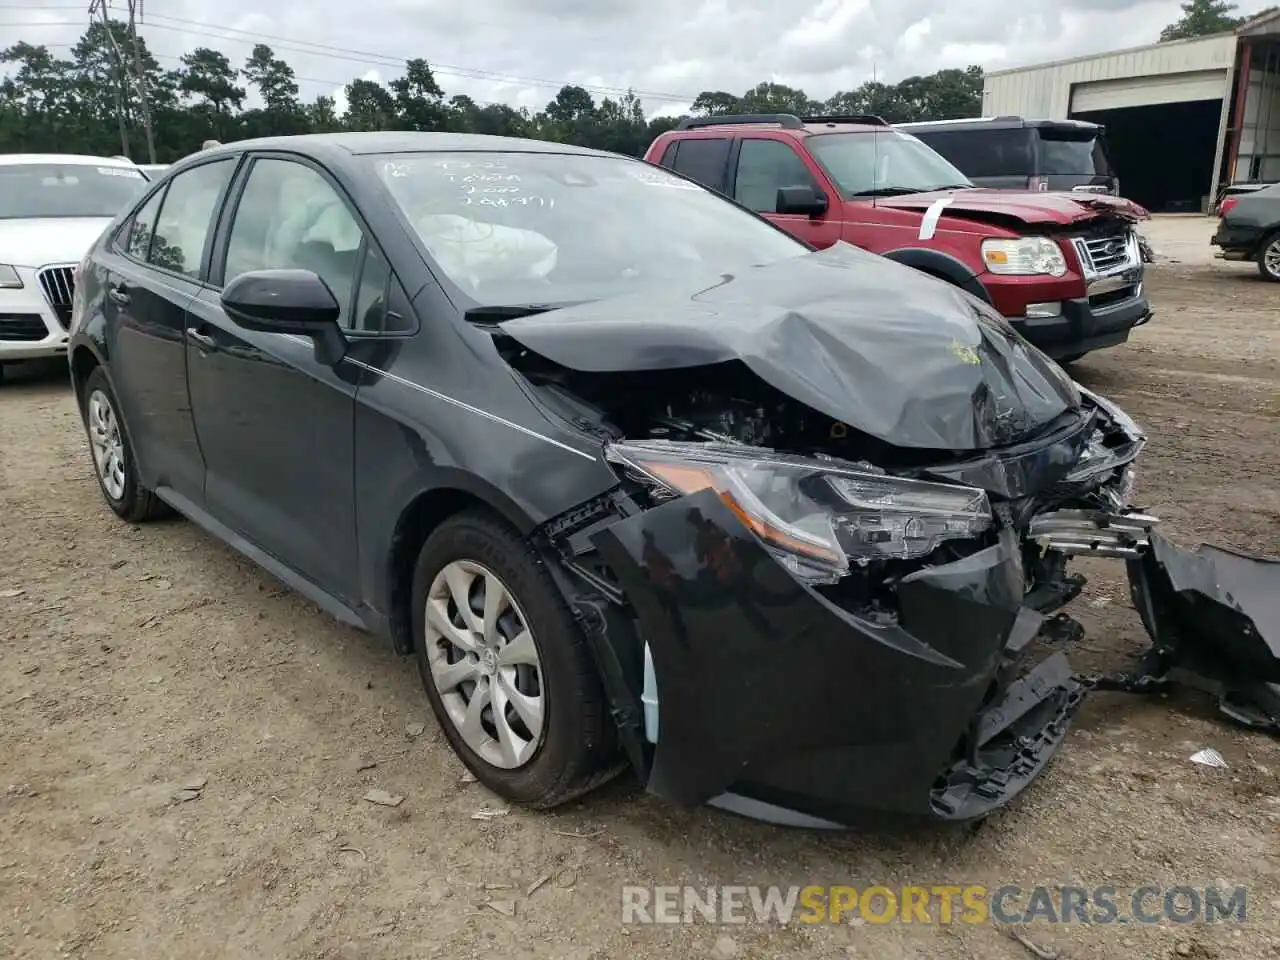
620 884 1248 926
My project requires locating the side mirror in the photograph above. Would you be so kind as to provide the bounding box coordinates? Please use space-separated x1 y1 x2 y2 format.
220 269 347 366
776 185 828 218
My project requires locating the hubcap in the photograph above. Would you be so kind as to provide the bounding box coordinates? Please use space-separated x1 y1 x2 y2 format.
1265 240 1280 278
424 560 545 769
87 390 126 501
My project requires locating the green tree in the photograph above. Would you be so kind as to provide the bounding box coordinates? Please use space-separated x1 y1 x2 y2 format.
178 47 246 141
1160 0 1245 41
243 44 299 113
389 59 446 131
690 91 741 116
343 77 397 131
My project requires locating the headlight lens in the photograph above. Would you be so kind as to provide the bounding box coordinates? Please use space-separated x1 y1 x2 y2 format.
980 237 1067 277
0 264 23 288
607 441 993 584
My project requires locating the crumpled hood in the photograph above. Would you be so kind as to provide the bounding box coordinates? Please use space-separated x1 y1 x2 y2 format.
499 243 1083 452
871 189 1148 225
0 217 112 268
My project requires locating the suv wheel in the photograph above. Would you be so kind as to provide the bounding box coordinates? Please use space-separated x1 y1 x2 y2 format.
411 511 620 808
80 368 169 522
1258 234 1280 282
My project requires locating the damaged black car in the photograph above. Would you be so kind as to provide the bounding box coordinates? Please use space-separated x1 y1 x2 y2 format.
69 133 1264 829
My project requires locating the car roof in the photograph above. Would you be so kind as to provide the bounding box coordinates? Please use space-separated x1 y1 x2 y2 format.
0 153 142 167
667 115 888 137
897 117 1101 132
193 131 620 161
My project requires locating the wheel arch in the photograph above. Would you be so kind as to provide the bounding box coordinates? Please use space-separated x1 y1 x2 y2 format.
882 247 993 305
69 343 105 407
384 479 538 656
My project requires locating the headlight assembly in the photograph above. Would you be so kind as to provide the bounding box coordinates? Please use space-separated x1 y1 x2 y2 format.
607 441 993 584
0 264 23 289
980 237 1067 277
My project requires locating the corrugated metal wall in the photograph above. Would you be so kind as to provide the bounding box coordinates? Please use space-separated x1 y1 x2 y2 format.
982 35 1238 117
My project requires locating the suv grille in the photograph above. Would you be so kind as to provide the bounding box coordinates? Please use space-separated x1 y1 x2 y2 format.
37 265 75 329
1072 233 1135 276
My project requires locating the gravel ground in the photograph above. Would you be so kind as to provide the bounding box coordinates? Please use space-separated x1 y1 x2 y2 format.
1 254 1278 960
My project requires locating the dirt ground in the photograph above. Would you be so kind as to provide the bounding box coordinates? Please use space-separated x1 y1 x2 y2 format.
2 255 1278 960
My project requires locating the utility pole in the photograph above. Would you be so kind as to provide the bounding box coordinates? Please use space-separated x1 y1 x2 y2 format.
88 0 130 157
126 0 156 163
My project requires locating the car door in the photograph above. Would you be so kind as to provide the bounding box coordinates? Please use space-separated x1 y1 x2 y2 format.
729 138 842 248
185 153 379 603
101 157 238 503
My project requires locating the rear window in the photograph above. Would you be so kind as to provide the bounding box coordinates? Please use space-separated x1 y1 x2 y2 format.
911 128 1034 179
667 138 731 192
0 162 147 219
1035 127 1114 177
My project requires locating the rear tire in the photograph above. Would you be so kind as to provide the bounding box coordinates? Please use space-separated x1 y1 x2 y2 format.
411 510 620 808
79 367 169 522
1257 234 1280 282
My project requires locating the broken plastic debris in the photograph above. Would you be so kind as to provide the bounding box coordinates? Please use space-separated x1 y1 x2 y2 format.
470 807 510 820
172 789 202 803
363 789 405 807
1190 748 1228 769
486 899 517 917
405 721 426 738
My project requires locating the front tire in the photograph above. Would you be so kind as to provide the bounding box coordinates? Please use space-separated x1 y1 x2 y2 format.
1257 234 1280 282
80 367 168 522
411 510 619 808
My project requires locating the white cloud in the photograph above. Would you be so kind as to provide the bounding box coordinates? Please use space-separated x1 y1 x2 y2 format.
3 0 1275 118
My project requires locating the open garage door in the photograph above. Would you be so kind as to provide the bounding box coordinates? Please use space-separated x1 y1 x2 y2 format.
1071 100 1223 212
1071 70 1228 112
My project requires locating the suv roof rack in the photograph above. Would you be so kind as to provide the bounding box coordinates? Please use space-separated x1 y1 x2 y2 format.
800 114 888 127
676 113 805 130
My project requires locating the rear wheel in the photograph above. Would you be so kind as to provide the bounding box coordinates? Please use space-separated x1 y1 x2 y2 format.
411 510 619 808
1257 234 1280 282
80 367 169 522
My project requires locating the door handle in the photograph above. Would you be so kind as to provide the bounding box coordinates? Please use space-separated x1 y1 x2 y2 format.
186 328 218 352
107 285 130 305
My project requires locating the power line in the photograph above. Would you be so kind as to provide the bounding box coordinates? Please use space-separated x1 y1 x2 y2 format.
0 13 697 104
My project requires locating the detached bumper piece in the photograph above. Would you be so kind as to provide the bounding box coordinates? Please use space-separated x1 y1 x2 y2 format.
1125 535 1280 733
590 488 1083 826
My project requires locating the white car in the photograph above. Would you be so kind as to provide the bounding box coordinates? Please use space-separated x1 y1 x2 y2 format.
0 154 148 383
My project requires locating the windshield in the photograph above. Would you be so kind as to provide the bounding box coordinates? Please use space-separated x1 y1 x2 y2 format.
372 151 808 307
0 163 147 219
806 132 972 197
1035 128 1113 177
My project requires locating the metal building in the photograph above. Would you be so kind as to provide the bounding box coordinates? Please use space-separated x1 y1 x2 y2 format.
982 8 1280 212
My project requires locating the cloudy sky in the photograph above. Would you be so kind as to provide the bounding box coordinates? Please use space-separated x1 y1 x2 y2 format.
6 0 1276 116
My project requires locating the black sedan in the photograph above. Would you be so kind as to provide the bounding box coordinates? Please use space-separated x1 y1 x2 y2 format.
67 132 1156 827
1212 182 1280 281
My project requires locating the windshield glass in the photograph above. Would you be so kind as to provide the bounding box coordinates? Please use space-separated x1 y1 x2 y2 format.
0 163 147 218
1035 128 1113 176
807 132 972 197
372 151 808 307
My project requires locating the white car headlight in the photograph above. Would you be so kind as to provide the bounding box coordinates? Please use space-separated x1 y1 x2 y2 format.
0 264 23 289
980 237 1067 278
607 441 993 584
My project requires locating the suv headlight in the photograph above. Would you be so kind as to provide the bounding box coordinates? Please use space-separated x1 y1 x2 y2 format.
981 237 1067 277
607 441 993 584
0 264 23 289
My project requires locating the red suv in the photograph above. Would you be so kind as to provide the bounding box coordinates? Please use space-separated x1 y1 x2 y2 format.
645 114 1153 363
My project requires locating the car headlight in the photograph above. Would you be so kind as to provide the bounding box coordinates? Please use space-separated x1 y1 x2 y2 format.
0 264 23 289
607 441 993 584
980 237 1067 277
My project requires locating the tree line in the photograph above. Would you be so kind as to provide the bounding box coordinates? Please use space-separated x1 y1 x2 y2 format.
0 21 984 163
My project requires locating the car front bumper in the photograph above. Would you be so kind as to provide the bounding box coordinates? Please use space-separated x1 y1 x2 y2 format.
588 487 1086 826
0 266 72 362
1010 286 1152 360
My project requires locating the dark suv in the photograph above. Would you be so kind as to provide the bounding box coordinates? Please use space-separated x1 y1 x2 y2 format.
645 114 1151 363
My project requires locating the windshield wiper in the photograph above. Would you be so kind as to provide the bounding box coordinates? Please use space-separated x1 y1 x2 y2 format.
848 186 925 197
929 184 973 190
463 302 581 323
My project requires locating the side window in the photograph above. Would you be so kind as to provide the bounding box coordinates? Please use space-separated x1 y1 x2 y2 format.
124 189 165 262
223 158 364 329
733 139 819 213
350 242 398 334
920 130 1031 179
657 141 679 169
669 137 731 191
149 159 235 278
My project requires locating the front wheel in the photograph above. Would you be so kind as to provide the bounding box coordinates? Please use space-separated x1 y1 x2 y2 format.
79 367 169 522
1257 234 1280 282
411 511 620 808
